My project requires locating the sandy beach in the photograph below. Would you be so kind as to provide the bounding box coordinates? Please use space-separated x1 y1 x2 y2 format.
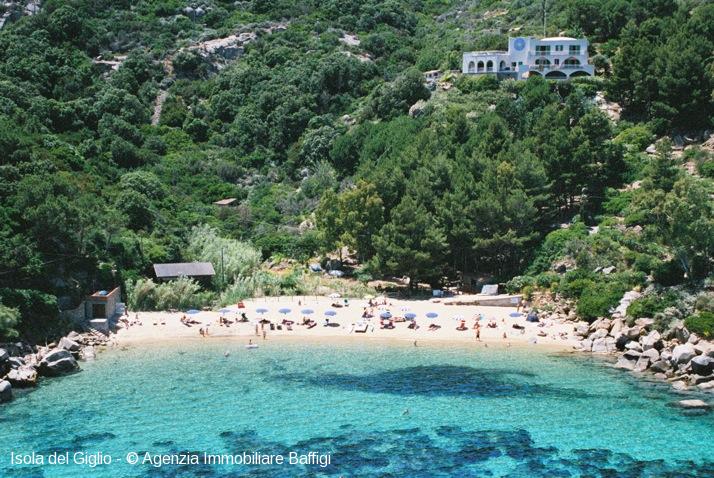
114 296 579 350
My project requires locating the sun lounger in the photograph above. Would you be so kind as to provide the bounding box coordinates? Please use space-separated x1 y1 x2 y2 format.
354 323 369 333
307 322 317 329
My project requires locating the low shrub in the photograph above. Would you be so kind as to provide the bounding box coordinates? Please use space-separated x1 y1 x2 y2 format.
626 290 680 319
685 311 714 339
699 161 714 179
504 275 535 294
576 281 627 321
535 272 560 289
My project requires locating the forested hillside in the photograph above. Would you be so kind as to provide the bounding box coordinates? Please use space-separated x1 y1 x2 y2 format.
0 0 712 341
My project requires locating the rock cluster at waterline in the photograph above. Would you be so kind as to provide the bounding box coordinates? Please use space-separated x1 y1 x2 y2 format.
0 330 107 403
574 317 714 394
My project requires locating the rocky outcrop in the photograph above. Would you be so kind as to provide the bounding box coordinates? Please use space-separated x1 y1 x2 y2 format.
58 337 81 352
691 356 714 376
0 380 11 403
671 343 697 365
38 349 78 377
6 367 37 387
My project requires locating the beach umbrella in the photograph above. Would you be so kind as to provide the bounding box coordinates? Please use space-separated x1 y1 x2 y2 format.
324 310 337 317
509 312 523 318
186 309 200 315
426 312 439 319
380 311 393 319
301 309 315 315
278 308 292 315
256 308 268 315
364 294 375 300
404 312 417 320
218 308 231 314
328 292 341 299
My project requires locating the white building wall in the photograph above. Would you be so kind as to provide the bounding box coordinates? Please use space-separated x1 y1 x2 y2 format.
463 36 594 80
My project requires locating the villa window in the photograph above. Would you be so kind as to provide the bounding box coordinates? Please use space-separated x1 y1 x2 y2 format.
468 61 475 73
477 61 484 72
486 60 493 72
569 45 580 55
535 45 550 55
554 58 560 65
511 62 517 69
555 45 563 52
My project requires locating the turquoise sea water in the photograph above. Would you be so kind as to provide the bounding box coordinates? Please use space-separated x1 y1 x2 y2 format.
0 339 713 477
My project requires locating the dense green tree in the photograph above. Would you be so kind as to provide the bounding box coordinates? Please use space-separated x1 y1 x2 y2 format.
372 194 447 288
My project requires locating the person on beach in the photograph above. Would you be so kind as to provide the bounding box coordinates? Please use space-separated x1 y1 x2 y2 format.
262 330 267 340
199 327 204 337
475 323 481 341
413 340 417 347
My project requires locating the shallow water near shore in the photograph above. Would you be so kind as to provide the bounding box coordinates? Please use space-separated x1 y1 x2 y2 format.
1 340 713 477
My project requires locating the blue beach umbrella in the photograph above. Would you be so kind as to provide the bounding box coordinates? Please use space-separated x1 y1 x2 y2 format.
324 310 337 317
404 312 417 320
278 308 292 315
218 308 231 314
256 308 268 315
301 309 315 315
380 311 392 319
186 309 200 315
426 312 439 319
509 312 522 318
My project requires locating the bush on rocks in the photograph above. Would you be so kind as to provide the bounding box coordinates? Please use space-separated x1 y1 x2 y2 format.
685 311 714 339
576 281 628 322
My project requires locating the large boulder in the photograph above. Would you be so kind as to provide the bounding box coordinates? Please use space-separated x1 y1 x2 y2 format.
591 337 616 353
615 356 637 371
610 318 624 337
6 367 37 387
634 356 651 372
58 337 80 352
590 328 608 341
0 380 11 403
8 356 25 368
635 318 655 330
38 349 78 377
676 399 710 410
641 348 660 362
690 356 714 376
688 333 700 345
579 339 593 352
650 360 671 373
623 349 642 360
574 322 590 337
641 330 663 351
623 326 643 340
671 343 697 365
0 348 9 363
625 341 643 352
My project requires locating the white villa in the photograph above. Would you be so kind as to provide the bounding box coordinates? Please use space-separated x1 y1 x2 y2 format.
462 36 594 80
